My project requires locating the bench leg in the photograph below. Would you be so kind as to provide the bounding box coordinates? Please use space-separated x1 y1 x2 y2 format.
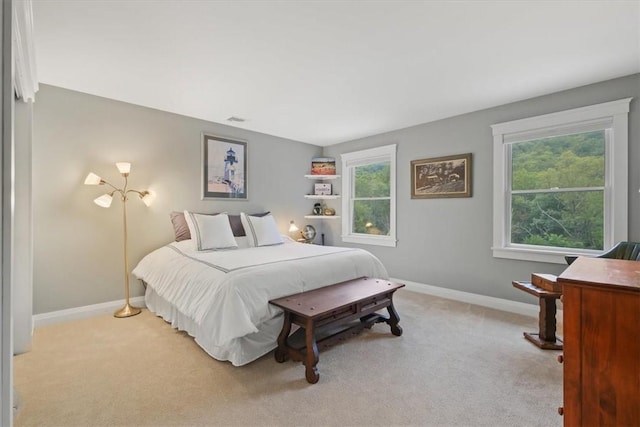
523 296 562 350
274 312 292 363
538 296 559 342
304 319 319 384
387 300 403 336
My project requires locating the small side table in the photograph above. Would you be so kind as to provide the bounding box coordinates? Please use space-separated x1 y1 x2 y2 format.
512 281 562 350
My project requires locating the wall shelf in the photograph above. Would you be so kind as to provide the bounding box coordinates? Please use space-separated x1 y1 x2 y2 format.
304 172 340 219
304 174 340 180
304 195 341 200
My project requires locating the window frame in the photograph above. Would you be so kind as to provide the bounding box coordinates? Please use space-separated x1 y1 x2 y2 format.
491 98 631 264
341 144 397 247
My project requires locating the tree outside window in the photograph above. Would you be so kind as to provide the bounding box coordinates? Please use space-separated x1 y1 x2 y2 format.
341 145 396 247
510 131 605 250
353 161 391 235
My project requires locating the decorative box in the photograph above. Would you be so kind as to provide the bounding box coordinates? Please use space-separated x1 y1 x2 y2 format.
314 183 332 195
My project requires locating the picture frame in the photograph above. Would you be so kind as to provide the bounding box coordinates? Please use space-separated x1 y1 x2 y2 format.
314 183 332 195
411 153 472 199
202 133 248 200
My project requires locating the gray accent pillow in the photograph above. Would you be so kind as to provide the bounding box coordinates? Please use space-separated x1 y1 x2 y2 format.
170 211 191 242
169 211 270 241
228 214 246 237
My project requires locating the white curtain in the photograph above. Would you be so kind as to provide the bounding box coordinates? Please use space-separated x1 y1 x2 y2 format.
13 0 38 102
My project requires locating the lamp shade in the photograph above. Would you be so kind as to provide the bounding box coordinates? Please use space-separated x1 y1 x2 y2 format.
84 172 102 185
94 193 113 208
288 220 299 233
140 191 155 207
116 162 131 175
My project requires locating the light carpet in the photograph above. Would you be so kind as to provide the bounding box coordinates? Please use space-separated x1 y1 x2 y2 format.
14 290 563 426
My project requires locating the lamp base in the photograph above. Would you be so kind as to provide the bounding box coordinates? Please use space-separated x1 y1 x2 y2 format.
113 303 142 318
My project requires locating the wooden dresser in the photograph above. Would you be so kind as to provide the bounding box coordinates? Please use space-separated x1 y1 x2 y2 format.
557 257 640 426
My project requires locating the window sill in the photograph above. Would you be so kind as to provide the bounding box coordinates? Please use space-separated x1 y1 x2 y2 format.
342 234 397 248
492 246 600 264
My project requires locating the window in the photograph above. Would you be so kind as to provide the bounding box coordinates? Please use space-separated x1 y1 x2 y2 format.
492 98 631 264
341 144 396 247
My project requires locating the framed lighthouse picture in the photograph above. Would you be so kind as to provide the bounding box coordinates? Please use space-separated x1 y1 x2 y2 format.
202 133 248 200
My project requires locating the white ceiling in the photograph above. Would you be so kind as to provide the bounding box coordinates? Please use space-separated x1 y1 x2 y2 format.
32 1 640 146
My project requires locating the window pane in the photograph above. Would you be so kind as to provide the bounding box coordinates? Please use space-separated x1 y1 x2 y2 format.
512 131 605 191
353 199 390 235
354 161 390 197
511 191 603 250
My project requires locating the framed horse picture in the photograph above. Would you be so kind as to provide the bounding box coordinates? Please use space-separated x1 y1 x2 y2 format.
411 153 472 199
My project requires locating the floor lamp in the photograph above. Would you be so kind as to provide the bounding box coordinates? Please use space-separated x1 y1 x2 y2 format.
84 162 155 318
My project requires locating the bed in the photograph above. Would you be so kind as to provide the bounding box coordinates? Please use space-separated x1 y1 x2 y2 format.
132 211 389 366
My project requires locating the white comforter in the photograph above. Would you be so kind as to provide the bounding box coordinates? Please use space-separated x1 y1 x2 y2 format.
132 240 388 365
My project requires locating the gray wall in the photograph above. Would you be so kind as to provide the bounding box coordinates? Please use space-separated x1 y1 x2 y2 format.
33 84 321 314
32 75 639 314
323 74 639 304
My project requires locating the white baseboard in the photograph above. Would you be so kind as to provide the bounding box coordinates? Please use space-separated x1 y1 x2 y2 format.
32 280 553 328
392 278 544 318
33 296 147 328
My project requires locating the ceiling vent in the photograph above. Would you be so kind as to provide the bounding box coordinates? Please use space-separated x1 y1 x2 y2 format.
226 116 246 123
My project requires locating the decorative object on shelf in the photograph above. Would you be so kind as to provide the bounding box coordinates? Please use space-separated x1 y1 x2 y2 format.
84 162 155 318
410 152 472 199
202 133 247 200
312 203 323 215
323 207 335 216
310 157 336 175
301 225 317 243
314 183 332 195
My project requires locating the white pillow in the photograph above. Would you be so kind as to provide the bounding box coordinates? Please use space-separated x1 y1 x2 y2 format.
184 211 238 251
240 212 284 247
234 236 251 249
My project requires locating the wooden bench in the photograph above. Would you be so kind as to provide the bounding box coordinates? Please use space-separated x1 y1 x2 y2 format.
269 277 405 383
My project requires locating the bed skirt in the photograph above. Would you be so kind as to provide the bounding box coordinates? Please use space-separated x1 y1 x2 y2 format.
145 286 284 366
